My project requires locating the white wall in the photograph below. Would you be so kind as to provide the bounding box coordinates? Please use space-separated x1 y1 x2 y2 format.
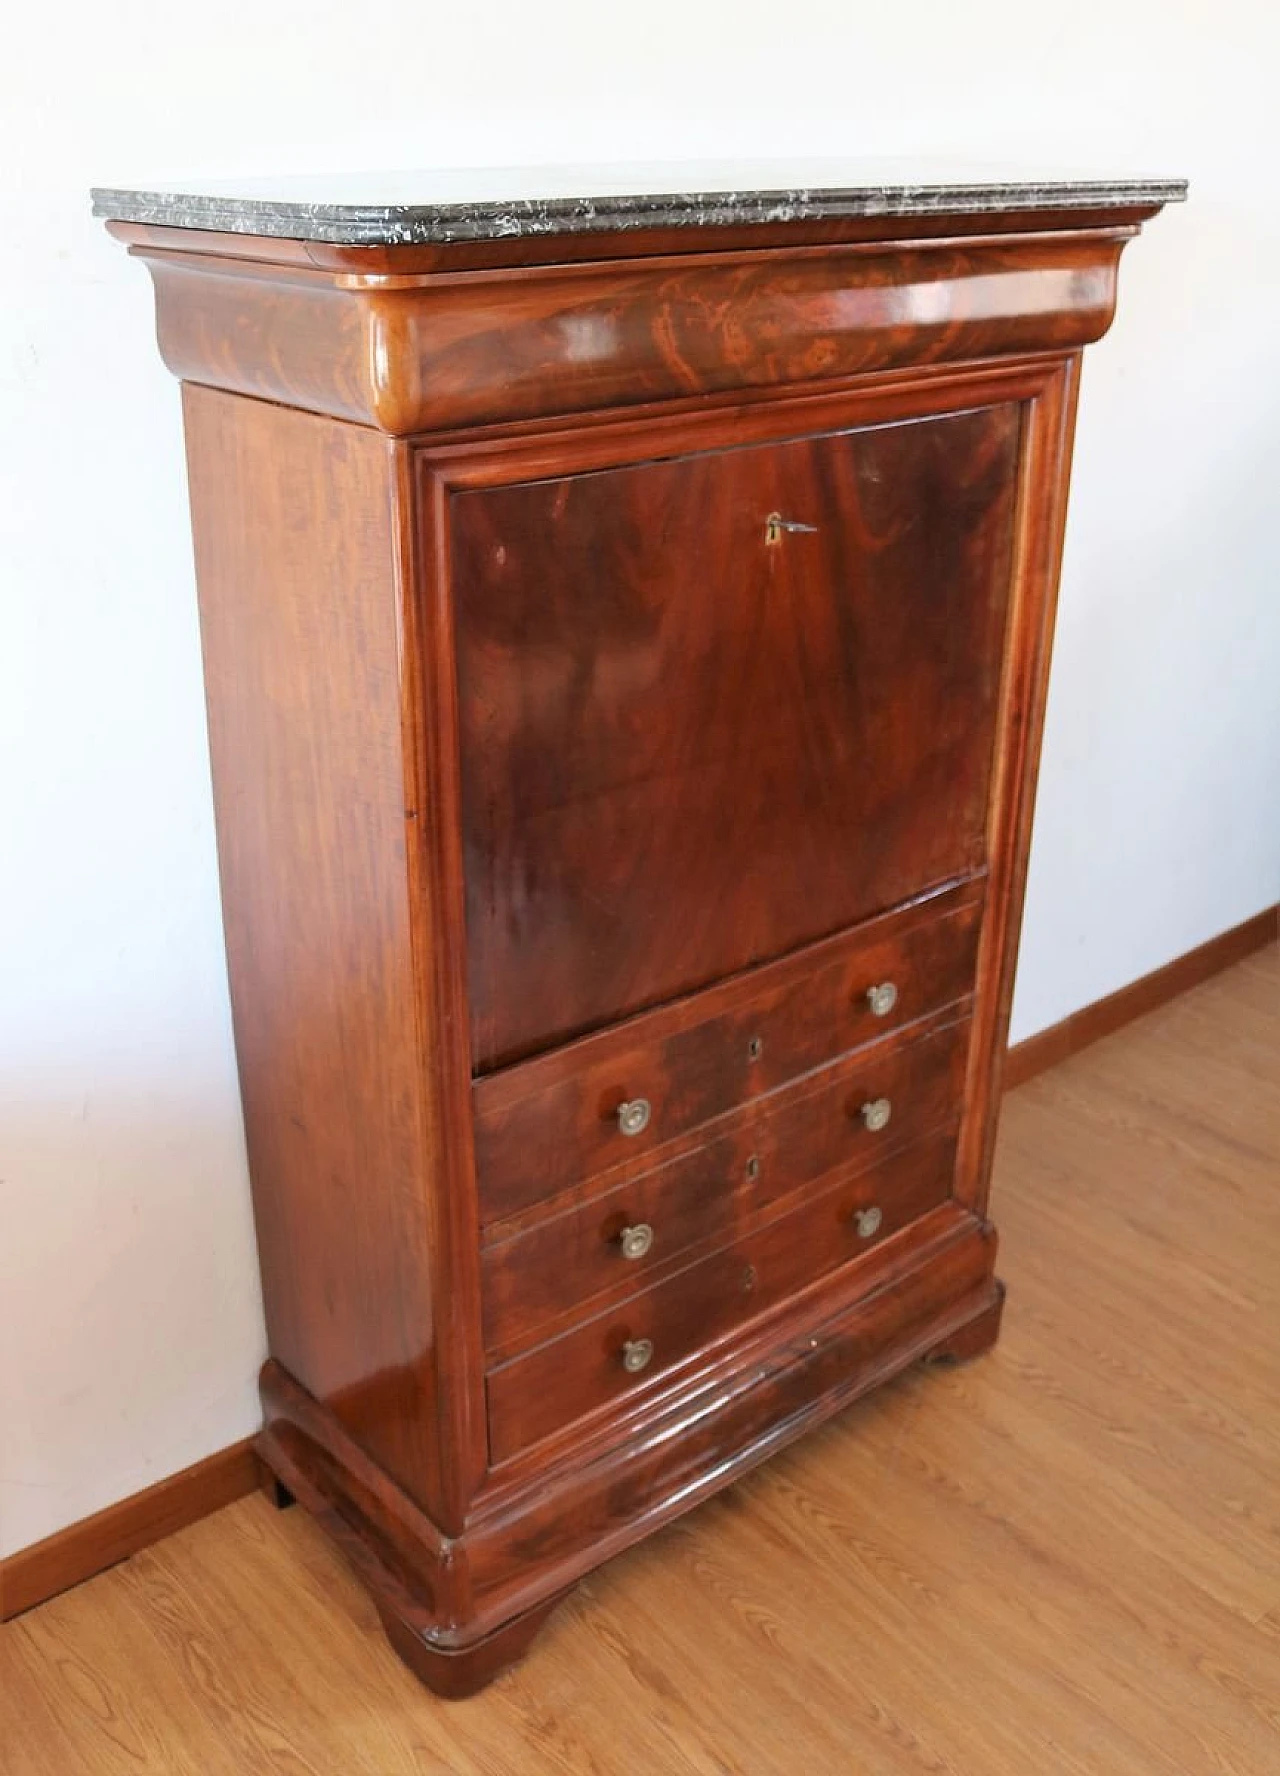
2 0 1277 1558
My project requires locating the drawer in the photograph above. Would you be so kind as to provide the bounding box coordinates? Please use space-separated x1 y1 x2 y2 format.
473 881 981 1224
482 1013 970 1358
486 1126 960 1464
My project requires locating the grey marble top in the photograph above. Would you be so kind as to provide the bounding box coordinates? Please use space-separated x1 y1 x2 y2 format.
91 160 1187 247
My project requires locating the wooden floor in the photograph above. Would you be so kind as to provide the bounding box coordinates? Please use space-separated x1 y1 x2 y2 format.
4 944 1277 1775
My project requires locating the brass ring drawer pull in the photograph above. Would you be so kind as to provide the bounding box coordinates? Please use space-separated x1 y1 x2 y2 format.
621 1337 654 1374
616 1097 652 1137
618 1223 654 1261
852 1204 883 1239
865 981 899 1017
860 1097 892 1133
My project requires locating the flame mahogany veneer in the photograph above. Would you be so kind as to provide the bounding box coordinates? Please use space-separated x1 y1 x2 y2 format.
103 184 1176 1696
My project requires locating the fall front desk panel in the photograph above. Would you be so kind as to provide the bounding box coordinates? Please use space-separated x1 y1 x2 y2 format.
451 402 1020 1073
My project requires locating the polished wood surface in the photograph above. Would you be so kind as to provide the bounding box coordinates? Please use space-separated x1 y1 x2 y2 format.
950 353 1080 1217
480 1012 969 1358
453 409 1017 1068
120 226 1135 434
182 390 469 1528
403 348 1080 1689
473 880 981 1219
376 1590 570 1702
257 342 1051 1687
5 944 1274 1771
99 191 1174 1691
486 1127 963 1461
484 1007 966 1324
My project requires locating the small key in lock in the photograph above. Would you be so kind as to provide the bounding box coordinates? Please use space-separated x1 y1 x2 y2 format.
765 512 819 545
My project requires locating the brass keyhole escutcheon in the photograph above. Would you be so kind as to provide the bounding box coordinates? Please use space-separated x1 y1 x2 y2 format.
748 1035 763 1061
745 1154 761 1181
621 1338 654 1375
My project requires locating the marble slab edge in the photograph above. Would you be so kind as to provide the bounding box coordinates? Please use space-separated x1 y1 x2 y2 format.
91 179 1188 248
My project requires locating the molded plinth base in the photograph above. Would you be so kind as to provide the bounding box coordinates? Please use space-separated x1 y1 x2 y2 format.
920 1278 1006 1364
255 1232 1004 1698
377 1592 568 1699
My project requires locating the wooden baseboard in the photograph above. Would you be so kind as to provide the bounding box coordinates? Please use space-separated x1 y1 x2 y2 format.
1005 904 1279 1091
4 907 1275 1623
0 1438 261 1622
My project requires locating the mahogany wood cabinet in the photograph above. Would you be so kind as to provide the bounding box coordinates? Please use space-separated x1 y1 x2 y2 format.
96 168 1182 1696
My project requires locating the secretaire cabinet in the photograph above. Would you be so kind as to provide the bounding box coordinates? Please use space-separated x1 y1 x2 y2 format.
96 166 1182 1695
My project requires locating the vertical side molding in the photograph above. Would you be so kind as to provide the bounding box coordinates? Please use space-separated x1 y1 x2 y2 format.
954 355 1083 1212
395 449 490 1537
183 389 446 1522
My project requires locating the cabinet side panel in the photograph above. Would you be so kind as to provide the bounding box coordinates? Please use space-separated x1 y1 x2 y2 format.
954 357 1083 1213
182 386 442 1516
